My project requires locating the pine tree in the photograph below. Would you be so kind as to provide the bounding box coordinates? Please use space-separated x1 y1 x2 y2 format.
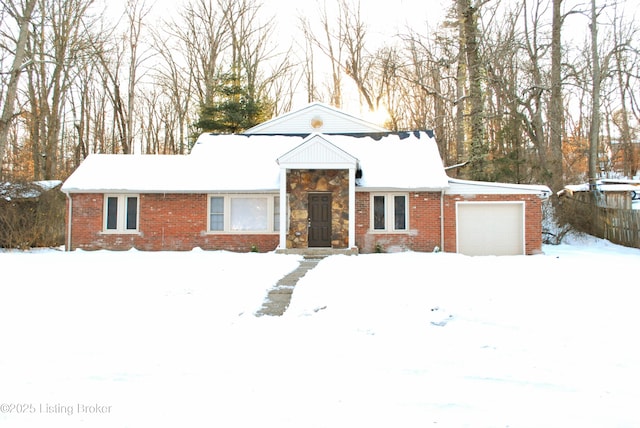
195 72 272 134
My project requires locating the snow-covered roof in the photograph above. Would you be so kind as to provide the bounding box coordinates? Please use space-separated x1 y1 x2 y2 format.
446 178 551 197
562 180 640 194
1 180 62 200
61 154 209 193
318 132 448 189
61 132 450 193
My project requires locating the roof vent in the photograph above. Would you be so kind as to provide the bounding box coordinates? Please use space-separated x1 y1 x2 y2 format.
310 116 324 130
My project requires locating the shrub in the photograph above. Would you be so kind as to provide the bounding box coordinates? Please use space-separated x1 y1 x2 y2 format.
0 182 65 249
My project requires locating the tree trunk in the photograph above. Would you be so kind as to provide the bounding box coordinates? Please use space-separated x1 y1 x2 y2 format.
588 0 600 189
455 25 466 169
0 0 37 179
549 0 564 194
459 0 486 180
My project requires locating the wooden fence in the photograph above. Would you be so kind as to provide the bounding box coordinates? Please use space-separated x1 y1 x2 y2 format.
566 197 640 249
592 207 640 249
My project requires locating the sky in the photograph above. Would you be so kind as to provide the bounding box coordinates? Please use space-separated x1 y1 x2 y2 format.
1 232 639 427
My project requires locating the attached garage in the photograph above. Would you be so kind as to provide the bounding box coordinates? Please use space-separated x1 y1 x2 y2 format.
456 201 524 256
444 178 551 256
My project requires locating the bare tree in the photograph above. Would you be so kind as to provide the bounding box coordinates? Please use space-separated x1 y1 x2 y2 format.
399 29 457 159
261 48 300 116
171 0 229 108
299 22 319 104
339 0 377 111
300 1 346 107
523 0 548 171
219 0 278 110
588 0 602 188
610 9 638 178
26 0 95 179
0 0 37 179
151 26 194 153
124 0 152 154
549 0 564 193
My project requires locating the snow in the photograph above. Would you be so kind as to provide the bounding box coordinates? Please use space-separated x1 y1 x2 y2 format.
1 236 639 427
318 132 449 189
61 132 449 193
448 177 552 196
564 179 640 194
1 181 62 200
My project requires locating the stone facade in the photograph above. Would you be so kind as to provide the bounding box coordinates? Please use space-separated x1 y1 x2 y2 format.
286 169 349 249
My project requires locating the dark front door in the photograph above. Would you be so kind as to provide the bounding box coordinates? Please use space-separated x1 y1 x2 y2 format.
308 193 332 247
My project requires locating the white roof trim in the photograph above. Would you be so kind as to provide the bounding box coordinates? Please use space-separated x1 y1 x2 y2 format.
447 178 552 197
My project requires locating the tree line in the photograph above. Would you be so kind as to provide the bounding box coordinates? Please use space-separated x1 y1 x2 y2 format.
1 0 638 194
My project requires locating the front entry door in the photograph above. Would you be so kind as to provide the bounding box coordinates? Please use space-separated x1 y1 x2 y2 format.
308 193 332 247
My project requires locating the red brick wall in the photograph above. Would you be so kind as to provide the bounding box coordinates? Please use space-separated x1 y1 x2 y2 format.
68 191 544 254
356 191 544 255
355 191 443 253
442 193 544 255
67 193 279 252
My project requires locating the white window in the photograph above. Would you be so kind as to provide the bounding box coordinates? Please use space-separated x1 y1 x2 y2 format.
208 194 280 233
371 193 408 232
104 194 139 233
273 196 281 231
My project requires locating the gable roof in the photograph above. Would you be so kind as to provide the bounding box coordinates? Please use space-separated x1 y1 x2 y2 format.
244 102 389 135
277 134 359 169
61 131 449 193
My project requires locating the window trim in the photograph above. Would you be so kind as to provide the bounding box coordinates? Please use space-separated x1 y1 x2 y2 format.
102 194 140 234
207 193 281 234
369 192 409 233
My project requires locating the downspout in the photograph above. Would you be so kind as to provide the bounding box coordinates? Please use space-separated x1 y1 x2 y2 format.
65 192 72 251
440 189 445 251
348 165 356 250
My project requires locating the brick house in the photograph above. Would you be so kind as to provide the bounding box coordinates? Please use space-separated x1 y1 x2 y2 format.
62 103 551 255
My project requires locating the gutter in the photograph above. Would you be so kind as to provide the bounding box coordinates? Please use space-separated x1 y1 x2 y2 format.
538 189 552 200
440 189 445 251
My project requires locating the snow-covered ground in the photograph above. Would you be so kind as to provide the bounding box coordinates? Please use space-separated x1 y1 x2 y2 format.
1 235 639 428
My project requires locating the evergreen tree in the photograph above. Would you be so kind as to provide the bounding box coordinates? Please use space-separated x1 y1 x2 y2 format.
195 72 272 134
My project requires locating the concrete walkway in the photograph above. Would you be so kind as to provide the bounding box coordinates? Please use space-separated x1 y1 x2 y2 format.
255 256 323 317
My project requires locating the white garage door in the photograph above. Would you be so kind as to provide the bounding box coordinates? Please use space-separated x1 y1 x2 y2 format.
457 202 525 256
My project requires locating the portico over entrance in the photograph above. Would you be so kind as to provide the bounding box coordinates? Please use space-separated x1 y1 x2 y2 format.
277 134 358 250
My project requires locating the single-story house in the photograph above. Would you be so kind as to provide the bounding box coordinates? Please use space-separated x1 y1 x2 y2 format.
61 103 551 255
